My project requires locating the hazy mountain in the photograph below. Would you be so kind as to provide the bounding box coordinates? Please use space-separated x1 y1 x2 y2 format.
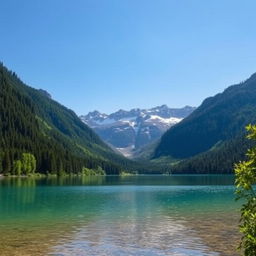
153 73 256 173
80 105 195 158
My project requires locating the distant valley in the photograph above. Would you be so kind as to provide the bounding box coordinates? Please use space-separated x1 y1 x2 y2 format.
2 61 256 175
80 105 196 158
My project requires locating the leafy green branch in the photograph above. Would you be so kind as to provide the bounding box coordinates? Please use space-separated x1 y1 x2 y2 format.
235 124 256 256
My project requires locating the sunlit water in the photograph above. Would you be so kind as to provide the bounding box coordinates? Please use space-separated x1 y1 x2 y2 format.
0 175 240 256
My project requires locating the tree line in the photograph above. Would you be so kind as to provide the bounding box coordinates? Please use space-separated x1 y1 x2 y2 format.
0 62 123 175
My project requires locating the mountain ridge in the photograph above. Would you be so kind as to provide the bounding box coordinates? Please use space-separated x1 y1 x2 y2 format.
153 72 256 173
0 62 147 175
80 105 196 158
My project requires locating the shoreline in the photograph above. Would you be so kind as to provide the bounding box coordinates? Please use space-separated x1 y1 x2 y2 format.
0 173 236 179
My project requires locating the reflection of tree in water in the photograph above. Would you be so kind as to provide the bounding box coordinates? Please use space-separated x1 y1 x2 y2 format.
0 177 36 212
0 177 109 221
42 175 107 186
0 177 110 256
0 176 240 256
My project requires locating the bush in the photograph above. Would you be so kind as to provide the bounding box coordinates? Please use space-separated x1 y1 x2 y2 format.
235 124 256 256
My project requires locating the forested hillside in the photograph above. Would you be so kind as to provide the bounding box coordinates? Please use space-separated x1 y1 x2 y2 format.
0 63 144 175
171 134 253 173
153 73 256 173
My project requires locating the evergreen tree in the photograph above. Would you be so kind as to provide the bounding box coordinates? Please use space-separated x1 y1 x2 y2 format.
0 62 147 176
2 152 11 175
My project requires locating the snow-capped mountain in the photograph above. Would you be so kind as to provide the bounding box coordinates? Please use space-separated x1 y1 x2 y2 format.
80 105 196 158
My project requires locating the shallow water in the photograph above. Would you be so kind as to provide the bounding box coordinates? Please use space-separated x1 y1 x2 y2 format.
0 175 240 256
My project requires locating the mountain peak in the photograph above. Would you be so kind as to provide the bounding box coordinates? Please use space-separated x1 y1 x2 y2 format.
159 104 168 109
80 105 195 158
89 110 101 115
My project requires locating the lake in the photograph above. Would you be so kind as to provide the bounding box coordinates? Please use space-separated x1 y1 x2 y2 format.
0 175 240 256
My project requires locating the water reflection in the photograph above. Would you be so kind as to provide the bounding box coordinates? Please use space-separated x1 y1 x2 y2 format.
0 175 107 187
0 174 236 187
0 176 239 256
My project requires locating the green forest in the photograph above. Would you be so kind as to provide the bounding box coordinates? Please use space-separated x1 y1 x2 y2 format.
152 73 256 173
0 63 154 176
2 61 256 175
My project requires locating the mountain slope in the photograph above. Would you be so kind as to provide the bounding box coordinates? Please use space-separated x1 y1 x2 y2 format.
80 105 195 158
0 63 142 175
154 73 256 173
171 134 253 174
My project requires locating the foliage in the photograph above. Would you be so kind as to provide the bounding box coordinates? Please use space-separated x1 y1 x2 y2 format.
13 160 22 176
81 166 106 176
21 153 36 175
12 153 36 175
235 124 256 255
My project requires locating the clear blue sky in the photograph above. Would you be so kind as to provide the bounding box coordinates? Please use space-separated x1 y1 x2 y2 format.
1 0 256 115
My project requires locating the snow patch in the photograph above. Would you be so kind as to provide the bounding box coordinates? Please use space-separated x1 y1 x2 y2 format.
147 115 182 125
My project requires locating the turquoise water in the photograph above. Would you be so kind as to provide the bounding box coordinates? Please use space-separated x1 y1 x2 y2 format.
0 175 240 256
